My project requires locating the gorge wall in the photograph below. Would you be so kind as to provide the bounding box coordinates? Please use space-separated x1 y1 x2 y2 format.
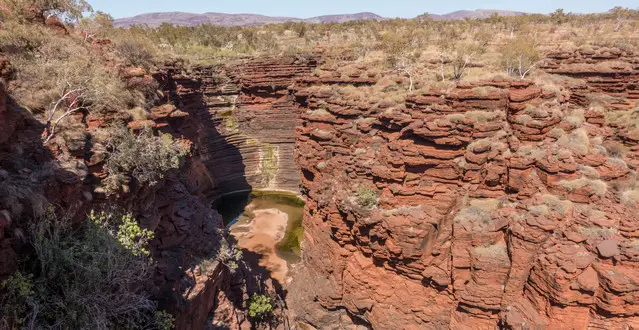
291 46 639 329
159 56 318 198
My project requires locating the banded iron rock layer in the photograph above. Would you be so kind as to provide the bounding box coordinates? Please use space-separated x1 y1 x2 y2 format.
291 47 639 329
159 56 319 198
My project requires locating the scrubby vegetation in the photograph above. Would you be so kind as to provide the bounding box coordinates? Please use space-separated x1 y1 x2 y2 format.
215 239 243 274
474 243 509 262
499 36 541 78
454 198 501 230
0 210 173 329
356 186 378 208
105 127 190 190
247 293 273 322
3 1 637 101
93 6 639 85
0 1 167 167
260 143 279 187
559 177 608 197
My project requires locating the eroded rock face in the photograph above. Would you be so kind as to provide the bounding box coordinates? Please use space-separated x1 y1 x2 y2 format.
291 52 639 328
0 62 227 329
158 56 318 198
541 46 639 105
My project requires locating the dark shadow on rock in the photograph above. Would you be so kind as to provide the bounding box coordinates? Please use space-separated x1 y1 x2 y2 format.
0 93 91 277
155 65 252 198
151 65 261 328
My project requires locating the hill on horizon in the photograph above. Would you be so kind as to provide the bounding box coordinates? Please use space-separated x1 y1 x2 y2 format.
113 9 527 28
113 11 385 28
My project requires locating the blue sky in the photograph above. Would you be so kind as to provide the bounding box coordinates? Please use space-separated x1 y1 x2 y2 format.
89 0 639 19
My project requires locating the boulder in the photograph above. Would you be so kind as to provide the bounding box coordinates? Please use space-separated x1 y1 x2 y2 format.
596 239 620 258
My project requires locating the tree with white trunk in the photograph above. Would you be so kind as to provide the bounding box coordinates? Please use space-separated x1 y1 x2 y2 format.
42 82 91 143
499 36 542 79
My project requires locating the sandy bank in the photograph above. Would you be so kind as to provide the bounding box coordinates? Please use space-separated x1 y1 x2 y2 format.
230 208 289 283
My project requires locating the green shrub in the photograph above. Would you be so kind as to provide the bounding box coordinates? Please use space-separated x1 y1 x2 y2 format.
0 21 49 54
0 210 157 329
216 239 243 274
247 293 273 322
356 186 378 208
155 310 176 330
105 127 190 190
116 40 156 69
0 271 34 327
100 211 155 257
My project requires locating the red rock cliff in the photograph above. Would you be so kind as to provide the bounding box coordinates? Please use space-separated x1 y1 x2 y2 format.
291 47 639 329
159 56 318 198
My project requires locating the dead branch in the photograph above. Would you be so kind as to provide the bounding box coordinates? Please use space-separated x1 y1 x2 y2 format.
42 83 90 143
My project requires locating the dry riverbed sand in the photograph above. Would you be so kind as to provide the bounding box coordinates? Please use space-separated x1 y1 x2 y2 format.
229 206 289 283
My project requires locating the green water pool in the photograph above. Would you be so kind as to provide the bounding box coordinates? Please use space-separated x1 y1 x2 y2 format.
212 190 305 262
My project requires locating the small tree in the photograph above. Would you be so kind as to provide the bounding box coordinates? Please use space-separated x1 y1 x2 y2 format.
380 30 422 91
79 11 114 42
437 29 491 81
500 36 541 79
4 0 92 23
550 9 569 25
505 16 525 39
41 64 125 144
391 58 417 92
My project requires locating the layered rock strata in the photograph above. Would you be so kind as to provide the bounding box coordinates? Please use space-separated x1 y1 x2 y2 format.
159 56 318 198
292 51 639 328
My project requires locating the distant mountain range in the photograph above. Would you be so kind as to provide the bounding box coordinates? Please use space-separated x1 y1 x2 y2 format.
430 9 527 20
113 9 527 28
113 12 385 28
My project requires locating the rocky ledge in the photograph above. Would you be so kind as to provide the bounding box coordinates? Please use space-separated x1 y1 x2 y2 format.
291 52 639 328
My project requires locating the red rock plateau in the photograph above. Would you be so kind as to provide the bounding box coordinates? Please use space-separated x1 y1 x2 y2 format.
290 46 639 329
